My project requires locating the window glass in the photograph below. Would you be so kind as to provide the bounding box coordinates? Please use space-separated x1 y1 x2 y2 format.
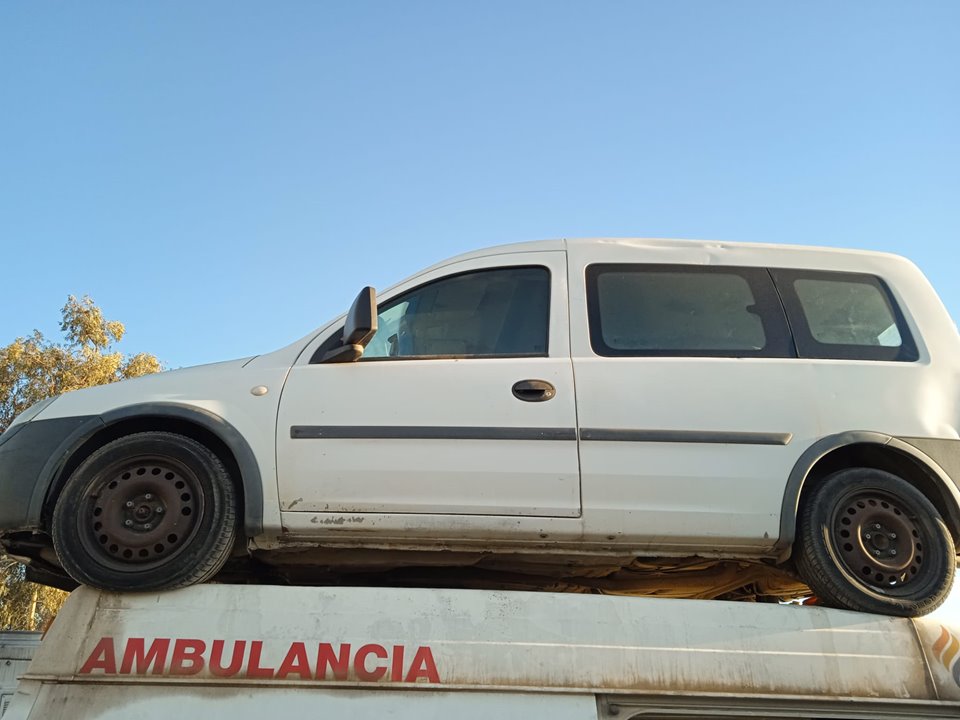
362 266 550 359
363 301 409 357
586 265 792 357
770 269 918 362
794 278 901 347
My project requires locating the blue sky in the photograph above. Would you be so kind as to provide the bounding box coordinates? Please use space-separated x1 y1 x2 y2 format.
1 2 957 368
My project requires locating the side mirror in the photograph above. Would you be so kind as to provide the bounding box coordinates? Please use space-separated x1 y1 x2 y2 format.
320 286 378 364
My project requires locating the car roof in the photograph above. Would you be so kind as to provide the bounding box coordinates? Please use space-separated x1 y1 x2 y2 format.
408 237 910 280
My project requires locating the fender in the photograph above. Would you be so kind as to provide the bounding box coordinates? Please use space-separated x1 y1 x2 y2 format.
777 431 960 554
33 402 264 536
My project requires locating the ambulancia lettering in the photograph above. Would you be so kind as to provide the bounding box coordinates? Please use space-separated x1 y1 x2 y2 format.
78 637 440 683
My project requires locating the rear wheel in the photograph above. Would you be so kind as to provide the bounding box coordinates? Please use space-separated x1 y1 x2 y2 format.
52 431 238 591
796 467 955 616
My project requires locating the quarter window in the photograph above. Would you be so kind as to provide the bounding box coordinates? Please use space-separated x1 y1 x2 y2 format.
771 270 918 362
795 279 899 346
362 266 550 359
586 264 793 358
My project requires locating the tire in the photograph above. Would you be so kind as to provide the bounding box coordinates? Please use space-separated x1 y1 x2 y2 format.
51 431 238 592
795 467 955 617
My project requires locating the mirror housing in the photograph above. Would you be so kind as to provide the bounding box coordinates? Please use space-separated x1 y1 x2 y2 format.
320 286 378 364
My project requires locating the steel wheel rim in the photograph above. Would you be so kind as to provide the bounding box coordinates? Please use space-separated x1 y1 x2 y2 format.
830 489 926 593
77 454 204 571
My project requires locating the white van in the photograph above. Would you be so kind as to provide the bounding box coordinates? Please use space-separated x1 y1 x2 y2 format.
2 238 959 615
5 584 960 719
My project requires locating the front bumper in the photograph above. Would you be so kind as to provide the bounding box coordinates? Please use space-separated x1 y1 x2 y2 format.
0 415 98 532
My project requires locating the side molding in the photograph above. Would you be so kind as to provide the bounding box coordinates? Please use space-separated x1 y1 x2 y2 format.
579 429 792 445
35 403 264 536
777 431 960 554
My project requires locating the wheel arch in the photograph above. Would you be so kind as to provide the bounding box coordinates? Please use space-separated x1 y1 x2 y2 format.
36 403 264 537
778 431 960 555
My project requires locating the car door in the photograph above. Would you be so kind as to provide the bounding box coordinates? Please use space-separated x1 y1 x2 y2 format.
567 248 820 548
275 250 580 518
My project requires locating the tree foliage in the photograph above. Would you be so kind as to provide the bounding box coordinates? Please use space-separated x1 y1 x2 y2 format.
0 296 161 629
0 557 65 631
0 295 161 432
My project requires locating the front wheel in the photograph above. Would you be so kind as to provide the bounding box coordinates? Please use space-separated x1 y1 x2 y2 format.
52 432 238 591
795 467 955 617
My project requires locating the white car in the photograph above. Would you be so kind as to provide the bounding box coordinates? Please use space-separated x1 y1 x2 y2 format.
1 238 958 616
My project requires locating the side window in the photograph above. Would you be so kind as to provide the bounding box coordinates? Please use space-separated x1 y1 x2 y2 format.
362 266 550 359
771 269 919 362
585 264 793 358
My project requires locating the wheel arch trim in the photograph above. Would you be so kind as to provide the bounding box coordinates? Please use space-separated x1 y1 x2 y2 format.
777 431 960 553
35 402 264 537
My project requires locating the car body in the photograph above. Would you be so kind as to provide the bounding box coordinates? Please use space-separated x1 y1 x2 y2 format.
1 238 959 615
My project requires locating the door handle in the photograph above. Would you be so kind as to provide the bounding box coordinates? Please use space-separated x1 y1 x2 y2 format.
512 379 556 402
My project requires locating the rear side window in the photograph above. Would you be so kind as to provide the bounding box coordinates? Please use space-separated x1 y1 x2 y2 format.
585 264 793 358
771 269 918 362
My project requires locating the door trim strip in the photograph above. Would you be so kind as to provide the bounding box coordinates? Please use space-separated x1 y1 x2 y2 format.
291 426 790 445
579 429 793 445
290 426 578 441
